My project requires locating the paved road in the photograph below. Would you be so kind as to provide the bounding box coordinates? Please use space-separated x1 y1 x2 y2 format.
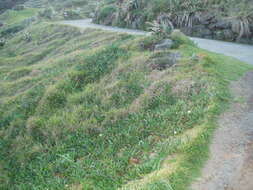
61 19 148 35
61 19 253 65
191 37 253 65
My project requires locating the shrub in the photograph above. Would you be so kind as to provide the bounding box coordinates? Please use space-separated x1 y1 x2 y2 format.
147 14 174 38
95 5 117 23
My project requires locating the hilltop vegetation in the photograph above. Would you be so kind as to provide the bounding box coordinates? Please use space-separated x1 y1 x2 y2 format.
94 0 253 43
0 5 252 190
0 0 27 13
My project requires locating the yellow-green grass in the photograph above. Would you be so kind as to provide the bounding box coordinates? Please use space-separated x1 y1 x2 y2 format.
0 8 38 25
0 21 252 190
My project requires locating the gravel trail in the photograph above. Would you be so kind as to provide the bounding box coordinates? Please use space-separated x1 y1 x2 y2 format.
191 72 253 190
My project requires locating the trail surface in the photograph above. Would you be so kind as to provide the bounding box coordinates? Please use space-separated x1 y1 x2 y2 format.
61 19 253 65
191 72 253 190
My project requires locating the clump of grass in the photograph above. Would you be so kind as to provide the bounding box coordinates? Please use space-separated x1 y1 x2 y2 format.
170 29 195 48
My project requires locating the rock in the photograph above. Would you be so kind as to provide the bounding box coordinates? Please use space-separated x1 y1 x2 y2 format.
130 16 142 29
200 20 211 25
180 27 193 36
208 19 231 30
215 19 231 29
214 31 225 40
150 52 181 70
201 29 213 37
154 39 174 51
214 29 234 41
208 23 216 30
223 29 234 41
204 35 213 39
0 21 3 27
103 14 115 26
199 13 215 25
250 24 253 31
193 25 213 38
13 5 25 11
236 38 252 44
250 38 253 45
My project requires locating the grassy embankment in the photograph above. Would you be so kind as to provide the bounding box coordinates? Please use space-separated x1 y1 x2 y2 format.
0 9 252 190
0 8 37 25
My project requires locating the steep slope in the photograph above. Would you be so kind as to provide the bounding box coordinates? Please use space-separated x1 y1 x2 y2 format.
0 12 252 190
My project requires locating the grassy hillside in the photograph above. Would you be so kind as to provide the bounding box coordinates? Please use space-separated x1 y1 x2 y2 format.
94 0 253 43
0 8 37 25
0 11 252 190
23 0 96 19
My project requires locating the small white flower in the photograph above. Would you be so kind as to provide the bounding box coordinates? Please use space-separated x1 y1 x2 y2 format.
174 131 177 135
99 134 103 137
187 110 191 114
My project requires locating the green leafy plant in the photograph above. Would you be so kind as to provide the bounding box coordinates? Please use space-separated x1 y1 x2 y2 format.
231 14 253 40
147 14 174 37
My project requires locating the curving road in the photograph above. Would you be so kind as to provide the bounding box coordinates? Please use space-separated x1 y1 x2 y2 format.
60 19 253 65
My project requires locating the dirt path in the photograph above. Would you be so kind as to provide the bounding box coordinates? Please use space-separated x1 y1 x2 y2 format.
191 72 253 190
60 19 253 65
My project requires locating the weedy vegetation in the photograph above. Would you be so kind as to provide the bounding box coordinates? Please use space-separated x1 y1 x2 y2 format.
94 0 253 43
0 6 253 190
